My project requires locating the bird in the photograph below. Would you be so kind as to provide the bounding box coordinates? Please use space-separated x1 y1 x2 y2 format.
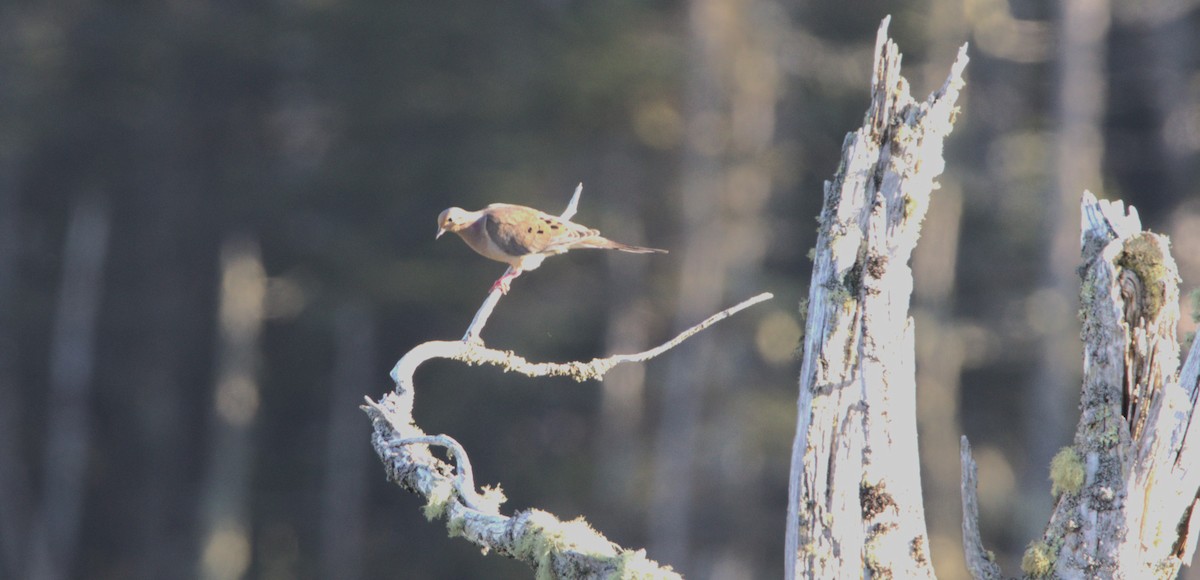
436 203 666 294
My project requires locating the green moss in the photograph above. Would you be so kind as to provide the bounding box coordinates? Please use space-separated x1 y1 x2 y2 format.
1021 540 1056 577
829 286 854 313
514 510 616 580
611 549 676 579
801 540 817 556
1099 418 1121 448
795 297 810 357
863 537 883 575
1087 405 1122 448
1079 275 1097 318
476 484 507 513
513 511 565 580
1117 235 1168 322
902 194 920 221
423 479 454 521
446 513 466 538
1050 447 1086 497
1189 288 1200 323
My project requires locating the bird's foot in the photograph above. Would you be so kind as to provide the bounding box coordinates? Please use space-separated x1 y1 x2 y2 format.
489 268 522 295
489 278 510 295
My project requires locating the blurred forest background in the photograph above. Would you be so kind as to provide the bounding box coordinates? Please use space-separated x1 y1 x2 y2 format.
2 0 1200 578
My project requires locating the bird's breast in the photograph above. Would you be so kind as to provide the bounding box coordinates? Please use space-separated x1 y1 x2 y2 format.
460 220 521 266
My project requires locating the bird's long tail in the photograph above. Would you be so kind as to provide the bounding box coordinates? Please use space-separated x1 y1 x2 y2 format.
580 237 668 254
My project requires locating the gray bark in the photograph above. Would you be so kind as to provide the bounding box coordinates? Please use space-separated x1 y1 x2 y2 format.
596 142 652 511
785 18 968 579
321 303 374 580
0 152 27 579
962 193 1200 579
28 194 111 580
1029 193 1199 578
198 236 266 580
650 0 781 570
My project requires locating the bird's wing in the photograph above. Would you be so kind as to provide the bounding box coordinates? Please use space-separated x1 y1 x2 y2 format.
483 204 597 256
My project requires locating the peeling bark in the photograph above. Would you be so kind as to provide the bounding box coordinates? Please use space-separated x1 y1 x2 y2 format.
785 17 968 579
1021 193 1200 579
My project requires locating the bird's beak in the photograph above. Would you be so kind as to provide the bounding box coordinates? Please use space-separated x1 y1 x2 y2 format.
436 227 446 240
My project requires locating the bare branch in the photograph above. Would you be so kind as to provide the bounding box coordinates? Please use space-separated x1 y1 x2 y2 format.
390 435 482 511
364 394 677 578
401 292 774 385
370 291 772 578
561 182 583 221
461 282 504 343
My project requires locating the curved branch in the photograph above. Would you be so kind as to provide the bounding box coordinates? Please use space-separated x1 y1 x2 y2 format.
405 291 773 385
368 291 773 578
364 394 675 578
390 435 481 510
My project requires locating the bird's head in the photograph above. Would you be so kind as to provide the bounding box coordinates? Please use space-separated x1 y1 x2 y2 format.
436 207 472 239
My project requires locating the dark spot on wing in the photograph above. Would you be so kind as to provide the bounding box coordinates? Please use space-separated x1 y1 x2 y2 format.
486 213 534 256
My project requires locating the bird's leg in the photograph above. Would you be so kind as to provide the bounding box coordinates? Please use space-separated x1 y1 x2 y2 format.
489 267 523 295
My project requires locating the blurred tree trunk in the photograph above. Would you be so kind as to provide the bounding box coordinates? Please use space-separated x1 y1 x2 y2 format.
120 6 254 576
27 194 110 580
320 302 374 580
596 141 652 514
126 94 211 580
1023 0 1109 540
0 152 27 579
0 9 31 575
198 235 265 580
915 2 970 576
1142 9 1196 212
648 0 779 572
913 186 966 575
1110 1 1197 217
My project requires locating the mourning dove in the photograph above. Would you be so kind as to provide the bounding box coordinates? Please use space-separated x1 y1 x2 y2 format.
436 203 666 293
